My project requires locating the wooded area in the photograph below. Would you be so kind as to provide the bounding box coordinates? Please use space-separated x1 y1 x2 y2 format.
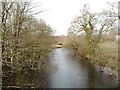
1 0 54 88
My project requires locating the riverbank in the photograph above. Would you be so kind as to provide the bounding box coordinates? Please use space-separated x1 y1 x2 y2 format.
73 41 119 86
2 57 50 89
2 68 48 89
75 54 119 87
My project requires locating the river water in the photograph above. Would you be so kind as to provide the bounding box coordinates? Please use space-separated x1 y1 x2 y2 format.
48 48 117 88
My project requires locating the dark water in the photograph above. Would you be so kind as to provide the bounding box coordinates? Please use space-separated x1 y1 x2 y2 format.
48 48 117 88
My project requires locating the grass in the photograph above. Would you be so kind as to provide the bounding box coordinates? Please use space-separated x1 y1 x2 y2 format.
98 41 118 70
89 41 118 78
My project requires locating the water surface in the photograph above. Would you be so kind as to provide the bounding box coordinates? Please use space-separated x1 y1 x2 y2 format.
48 48 117 88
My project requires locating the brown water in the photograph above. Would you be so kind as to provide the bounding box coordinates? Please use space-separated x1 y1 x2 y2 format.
48 48 118 88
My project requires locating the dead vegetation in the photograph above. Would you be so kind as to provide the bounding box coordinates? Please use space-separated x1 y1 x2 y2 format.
1 0 54 88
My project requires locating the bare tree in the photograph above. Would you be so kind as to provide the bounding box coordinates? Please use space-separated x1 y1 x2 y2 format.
1 0 54 87
68 4 117 56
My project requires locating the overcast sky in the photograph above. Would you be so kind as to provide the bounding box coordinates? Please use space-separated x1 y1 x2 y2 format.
31 0 119 36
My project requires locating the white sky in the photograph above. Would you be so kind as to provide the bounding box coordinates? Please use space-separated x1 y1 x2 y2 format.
31 0 119 36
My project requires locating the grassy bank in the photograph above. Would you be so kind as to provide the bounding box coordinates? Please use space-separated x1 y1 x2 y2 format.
65 34 118 80
88 41 118 78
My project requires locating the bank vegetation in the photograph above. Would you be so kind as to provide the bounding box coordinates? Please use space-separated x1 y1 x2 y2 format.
1 0 54 88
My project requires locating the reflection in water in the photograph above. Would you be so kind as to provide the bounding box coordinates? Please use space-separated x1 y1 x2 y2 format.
48 48 117 88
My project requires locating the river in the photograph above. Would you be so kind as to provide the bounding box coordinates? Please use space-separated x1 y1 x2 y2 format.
48 48 117 88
